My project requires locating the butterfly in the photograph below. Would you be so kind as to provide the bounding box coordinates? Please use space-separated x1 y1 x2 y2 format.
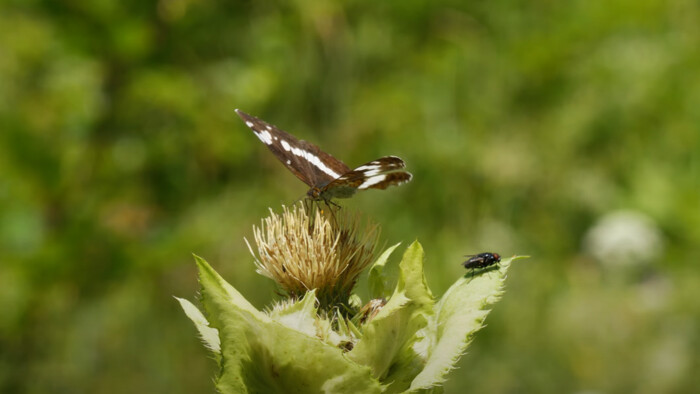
236 109 412 201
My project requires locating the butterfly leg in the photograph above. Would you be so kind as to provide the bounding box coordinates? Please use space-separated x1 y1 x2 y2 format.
321 199 341 225
324 198 342 210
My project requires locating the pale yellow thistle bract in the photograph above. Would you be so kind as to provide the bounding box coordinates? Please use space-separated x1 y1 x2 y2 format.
245 202 379 312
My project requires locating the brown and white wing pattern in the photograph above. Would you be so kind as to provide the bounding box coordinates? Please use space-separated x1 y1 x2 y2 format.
236 110 412 201
236 109 351 188
319 156 413 200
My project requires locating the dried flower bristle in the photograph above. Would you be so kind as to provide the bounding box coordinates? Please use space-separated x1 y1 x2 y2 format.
247 203 379 311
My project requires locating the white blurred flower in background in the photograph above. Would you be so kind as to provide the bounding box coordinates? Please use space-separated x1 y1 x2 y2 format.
583 210 664 267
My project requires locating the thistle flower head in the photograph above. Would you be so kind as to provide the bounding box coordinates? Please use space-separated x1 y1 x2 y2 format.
247 202 379 311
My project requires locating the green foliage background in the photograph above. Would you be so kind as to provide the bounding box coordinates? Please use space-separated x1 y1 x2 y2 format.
1 0 698 392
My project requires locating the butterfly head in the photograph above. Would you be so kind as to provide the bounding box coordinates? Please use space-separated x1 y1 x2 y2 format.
307 187 322 200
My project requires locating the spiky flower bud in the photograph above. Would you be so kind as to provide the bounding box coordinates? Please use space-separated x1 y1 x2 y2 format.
247 203 379 311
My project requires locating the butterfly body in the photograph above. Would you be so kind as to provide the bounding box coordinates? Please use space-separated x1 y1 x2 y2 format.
236 109 412 201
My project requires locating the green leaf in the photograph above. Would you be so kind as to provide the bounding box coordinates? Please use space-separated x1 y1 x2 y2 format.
368 242 401 299
349 241 435 393
194 254 265 322
408 256 528 391
349 293 362 310
268 289 318 338
195 255 382 394
175 296 221 360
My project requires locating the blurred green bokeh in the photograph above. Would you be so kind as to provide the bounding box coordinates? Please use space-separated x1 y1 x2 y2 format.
1 0 698 393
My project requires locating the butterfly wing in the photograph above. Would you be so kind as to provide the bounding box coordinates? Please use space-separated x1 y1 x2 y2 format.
319 156 413 199
236 110 351 188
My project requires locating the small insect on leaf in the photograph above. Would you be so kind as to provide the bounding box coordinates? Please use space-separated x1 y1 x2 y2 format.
462 252 501 275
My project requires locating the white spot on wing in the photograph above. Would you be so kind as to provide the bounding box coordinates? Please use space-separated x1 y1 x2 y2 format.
358 174 387 189
286 159 291 165
279 139 341 179
255 130 273 145
354 164 381 171
246 121 254 127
